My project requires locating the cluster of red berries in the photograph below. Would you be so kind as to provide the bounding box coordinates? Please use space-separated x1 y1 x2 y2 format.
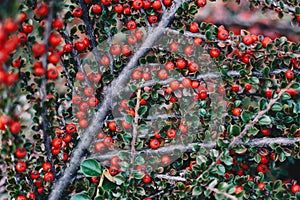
94 131 115 153
0 115 21 134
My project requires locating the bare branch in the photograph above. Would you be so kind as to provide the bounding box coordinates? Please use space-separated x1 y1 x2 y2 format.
90 137 300 161
206 186 238 200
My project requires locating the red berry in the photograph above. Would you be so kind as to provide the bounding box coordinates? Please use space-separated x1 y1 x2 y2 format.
52 138 63 148
157 69 168 80
244 83 252 91
10 121 21 134
16 161 27 173
161 155 171 166
196 0 206 7
265 88 273 98
285 70 294 79
189 22 199 33
210 48 220 58
142 174 152 183
231 84 239 93
148 15 158 24
152 0 162 9
232 108 242 116
42 162 52 172
217 27 229 40
109 166 119 176
101 0 111 5
114 4 124 13
111 155 121 167
95 141 105 152
126 20 137 30
257 163 268 173
73 8 83 17
66 123 76 134
149 139 160 149
15 147 27 158
261 37 272 48
44 172 55 182
92 4 102 13
242 35 254 45
103 136 113 147
34 3 49 17
261 129 270 136
166 128 176 138
176 58 187 69
133 0 143 9
292 184 300 194
32 43 46 57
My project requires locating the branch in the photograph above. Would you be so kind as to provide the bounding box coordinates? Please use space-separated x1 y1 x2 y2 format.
206 186 238 200
255 0 296 15
40 0 54 168
165 28 300 58
48 1 188 199
90 137 300 161
130 89 141 173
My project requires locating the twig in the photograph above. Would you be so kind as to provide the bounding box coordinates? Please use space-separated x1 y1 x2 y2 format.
90 137 300 161
40 0 54 169
206 186 238 200
156 174 186 182
165 28 300 58
130 89 141 173
48 1 189 199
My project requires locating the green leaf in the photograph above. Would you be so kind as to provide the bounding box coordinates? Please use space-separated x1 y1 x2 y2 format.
259 115 272 125
113 175 125 185
281 92 291 101
70 193 91 200
80 159 102 177
135 156 145 165
271 103 283 111
192 186 202 196
296 6 300 15
247 126 259 136
132 170 145 179
227 125 241 136
138 106 147 116
241 111 252 123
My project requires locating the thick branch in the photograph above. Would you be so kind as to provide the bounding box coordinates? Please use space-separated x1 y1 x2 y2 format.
40 0 54 168
48 1 188 199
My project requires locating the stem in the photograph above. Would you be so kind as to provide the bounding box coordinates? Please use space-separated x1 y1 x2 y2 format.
130 89 141 173
90 136 300 161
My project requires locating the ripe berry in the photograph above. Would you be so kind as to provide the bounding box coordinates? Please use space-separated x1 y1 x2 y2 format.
108 121 116 131
16 196 27 200
235 186 243 194
66 123 76 134
193 37 203 46
10 121 21 134
157 69 168 80
149 139 160 149
198 90 207 100
16 161 27 173
161 155 171 166
47 68 59 79
88 97 99 107
133 0 143 9
34 3 49 17
152 0 162 9
292 184 300 194
196 0 206 7
148 15 158 24
163 0 172 6
261 37 272 48
126 20 137 30
32 43 46 57
170 80 180 90
232 108 242 116
231 84 239 93
285 70 294 79
111 156 121 167
44 171 55 182
265 88 273 98
114 4 124 13
176 58 187 69
101 0 111 5
42 162 52 172
109 166 119 176
261 129 270 136
15 147 27 158
95 141 105 152
142 174 152 183
63 134 72 143
257 164 268 173
92 4 102 13
73 8 83 17
242 35 254 45
52 138 63 148
52 18 64 29
182 78 192 88
103 136 113 147
244 83 252 91
184 45 194 55
210 48 220 58
166 129 176 138
143 0 151 9
217 27 229 40
188 62 199 72
189 22 199 33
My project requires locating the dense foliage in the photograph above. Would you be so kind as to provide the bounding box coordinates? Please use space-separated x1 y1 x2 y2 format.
0 0 300 199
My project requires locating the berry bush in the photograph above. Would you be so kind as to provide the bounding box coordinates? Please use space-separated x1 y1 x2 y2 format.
0 0 300 199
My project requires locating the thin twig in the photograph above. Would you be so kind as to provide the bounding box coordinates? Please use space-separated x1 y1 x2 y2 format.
206 186 238 200
130 89 141 173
